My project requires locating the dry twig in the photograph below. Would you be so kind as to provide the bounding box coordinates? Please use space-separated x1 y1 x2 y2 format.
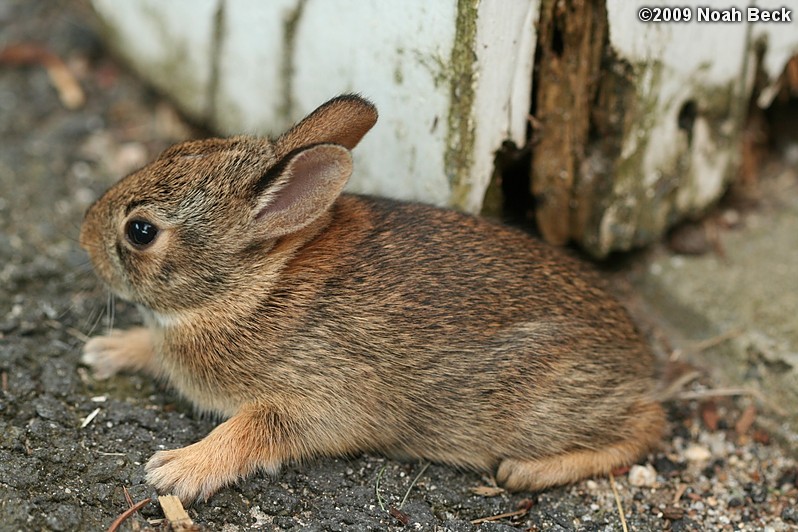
673 483 688 505
122 486 134 508
470 507 529 525
107 497 151 532
677 387 786 417
121 487 141 532
690 327 743 352
45 319 92 342
609 473 629 532
469 485 506 497
0 43 85 108
66 327 92 343
80 407 101 428
159 495 198 531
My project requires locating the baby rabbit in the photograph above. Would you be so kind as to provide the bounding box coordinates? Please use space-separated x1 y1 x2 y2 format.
81 94 664 504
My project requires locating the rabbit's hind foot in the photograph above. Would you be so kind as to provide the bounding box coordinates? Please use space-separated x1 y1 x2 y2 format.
496 401 665 491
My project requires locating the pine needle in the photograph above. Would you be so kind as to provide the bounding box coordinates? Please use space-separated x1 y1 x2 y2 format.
399 462 429 509
609 473 629 532
375 464 387 512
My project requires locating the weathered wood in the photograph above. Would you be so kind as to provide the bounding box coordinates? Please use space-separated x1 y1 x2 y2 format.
575 49 636 247
531 0 608 246
530 2 798 256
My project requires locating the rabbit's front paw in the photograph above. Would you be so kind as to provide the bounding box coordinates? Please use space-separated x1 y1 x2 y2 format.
81 327 154 379
145 444 230 504
146 408 283 504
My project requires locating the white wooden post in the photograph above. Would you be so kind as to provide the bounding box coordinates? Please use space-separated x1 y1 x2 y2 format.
92 0 798 255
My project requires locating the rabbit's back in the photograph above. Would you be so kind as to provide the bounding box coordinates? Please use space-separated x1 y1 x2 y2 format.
254 194 661 467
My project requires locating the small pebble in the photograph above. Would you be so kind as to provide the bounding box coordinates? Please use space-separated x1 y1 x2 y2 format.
654 455 683 475
684 444 712 462
750 485 768 504
662 505 685 520
782 505 798 523
628 464 658 487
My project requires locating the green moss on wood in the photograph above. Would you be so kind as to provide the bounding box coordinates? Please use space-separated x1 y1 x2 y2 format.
445 0 479 211
279 0 308 126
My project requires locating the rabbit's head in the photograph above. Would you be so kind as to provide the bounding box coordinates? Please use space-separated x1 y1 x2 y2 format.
80 95 377 312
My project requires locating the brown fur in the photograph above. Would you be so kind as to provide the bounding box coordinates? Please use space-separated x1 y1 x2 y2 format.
80 94 665 503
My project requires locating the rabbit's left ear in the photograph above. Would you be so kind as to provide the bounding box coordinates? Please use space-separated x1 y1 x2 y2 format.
274 94 378 157
251 143 352 239
249 94 377 239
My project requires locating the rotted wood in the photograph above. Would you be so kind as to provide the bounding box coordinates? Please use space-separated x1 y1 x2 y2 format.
531 0 609 246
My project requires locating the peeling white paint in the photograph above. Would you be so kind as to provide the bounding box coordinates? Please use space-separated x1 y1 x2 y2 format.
92 0 536 212
214 0 300 134
468 1 538 213
595 0 798 254
92 0 798 253
92 0 219 118
680 117 729 211
289 1 458 206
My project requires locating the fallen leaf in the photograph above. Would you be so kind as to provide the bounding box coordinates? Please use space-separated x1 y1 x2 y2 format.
735 405 756 435
389 506 410 525
516 498 534 511
700 400 719 431
753 429 771 445
662 505 685 520
611 465 630 476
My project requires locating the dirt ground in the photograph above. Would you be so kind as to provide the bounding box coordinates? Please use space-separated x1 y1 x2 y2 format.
1 1 797 530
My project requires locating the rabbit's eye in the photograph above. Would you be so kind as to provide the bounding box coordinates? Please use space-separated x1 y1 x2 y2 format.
125 219 159 248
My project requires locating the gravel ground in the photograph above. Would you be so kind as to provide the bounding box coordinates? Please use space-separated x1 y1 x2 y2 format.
1 1 797 530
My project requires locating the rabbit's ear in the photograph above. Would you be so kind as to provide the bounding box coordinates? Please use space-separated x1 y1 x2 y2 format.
253 144 352 239
275 94 377 157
